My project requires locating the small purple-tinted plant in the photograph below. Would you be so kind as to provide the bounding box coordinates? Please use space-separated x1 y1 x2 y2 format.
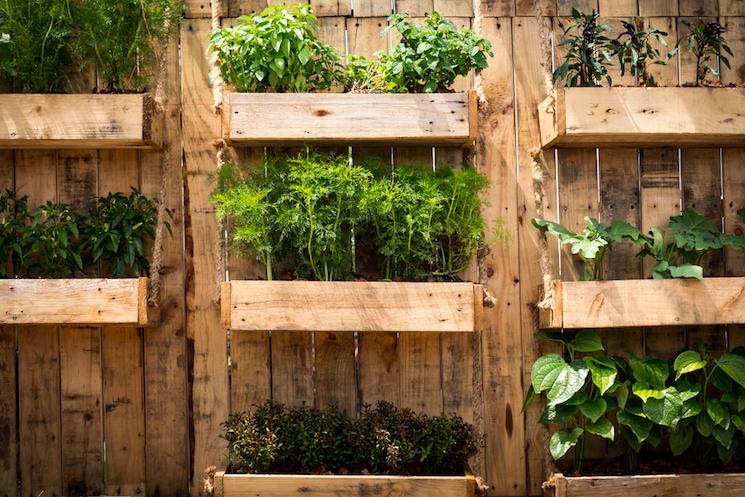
609 19 675 87
553 9 614 87
683 20 733 85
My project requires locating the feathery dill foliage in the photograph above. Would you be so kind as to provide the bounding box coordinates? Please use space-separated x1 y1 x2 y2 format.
212 152 489 282
224 401 478 475
0 0 75 92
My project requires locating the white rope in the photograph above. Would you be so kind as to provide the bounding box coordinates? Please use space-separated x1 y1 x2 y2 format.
535 0 555 112
531 147 554 309
472 0 487 106
210 0 224 114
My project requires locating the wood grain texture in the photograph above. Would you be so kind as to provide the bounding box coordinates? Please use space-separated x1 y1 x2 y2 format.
541 278 745 329
226 92 476 146
217 473 475 497
0 278 147 325
0 326 16 497
0 94 158 149
225 281 480 332
638 0 677 15
547 472 745 497
540 87 745 147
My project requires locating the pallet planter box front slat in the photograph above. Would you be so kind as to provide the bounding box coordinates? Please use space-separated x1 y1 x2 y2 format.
224 91 477 146
0 278 148 325
215 472 476 497
222 281 484 332
543 472 745 497
538 87 745 148
0 93 161 149
539 278 745 329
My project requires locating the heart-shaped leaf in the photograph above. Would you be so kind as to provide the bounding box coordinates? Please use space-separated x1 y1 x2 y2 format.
549 428 583 460
579 398 607 423
585 417 614 441
674 350 707 380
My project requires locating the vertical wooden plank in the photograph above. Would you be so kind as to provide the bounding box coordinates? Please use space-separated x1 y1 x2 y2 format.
182 18 229 494
479 17 525 497
395 0 434 15
599 0 638 15
644 17 678 85
515 0 556 16
98 150 138 195
482 0 516 16
141 36 190 497
514 16 558 497
314 332 356 414
557 0 598 16
270 332 314 406
398 333 442 415
228 0 267 17
311 0 352 16
679 0 718 16
639 0 678 15
16 150 62 497
720 0 745 15
347 17 390 57
57 151 97 210
434 0 473 17
352 0 393 18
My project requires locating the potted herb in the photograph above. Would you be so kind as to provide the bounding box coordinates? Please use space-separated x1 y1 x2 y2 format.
0 0 182 148
210 402 479 497
209 4 490 146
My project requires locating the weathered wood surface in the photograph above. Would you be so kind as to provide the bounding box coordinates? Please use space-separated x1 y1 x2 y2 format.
540 278 745 329
224 281 483 332
225 92 477 145
546 472 745 497
0 278 148 325
539 87 745 147
0 94 160 149
215 472 476 497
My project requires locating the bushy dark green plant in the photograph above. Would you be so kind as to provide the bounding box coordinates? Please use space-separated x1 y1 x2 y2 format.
73 0 182 91
0 189 30 276
527 331 745 473
224 401 478 475
554 9 614 87
610 20 675 86
22 201 82 277
683 20 732 85
0 0 75 92
379 12 492 93
79 189 170 277
208 4 341 92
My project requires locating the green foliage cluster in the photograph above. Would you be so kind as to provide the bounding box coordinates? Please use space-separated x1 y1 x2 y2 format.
0 0 182 92
527 331 745 473
212 152 488 282
224 401 478 475
533 209 745 281
0 189 167 278
554 9 732 87
208 4 491 93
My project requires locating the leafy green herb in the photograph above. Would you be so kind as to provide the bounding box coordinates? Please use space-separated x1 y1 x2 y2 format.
22 201 82 277
683 20 732 85
609 20 675 86
553 9 615 87
0 189 30 276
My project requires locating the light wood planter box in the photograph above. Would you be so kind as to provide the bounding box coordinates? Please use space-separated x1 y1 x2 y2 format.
543 472 745 497
0 278 149 325
539 278 745 329
0 93 161 149
538 87 745 148
221 281 485 332
214 472 476 497
224 91 477 146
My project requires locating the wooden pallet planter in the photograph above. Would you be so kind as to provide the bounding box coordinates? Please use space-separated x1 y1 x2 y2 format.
539 278 745 329
543 472 745 497
538 87 745 148
0 93 161 149
221 280 485 332
223 91 477 146
214 472 476 497
0 277 149 325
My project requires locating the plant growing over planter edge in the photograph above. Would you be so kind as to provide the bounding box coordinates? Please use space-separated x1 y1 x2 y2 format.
224 401 479 475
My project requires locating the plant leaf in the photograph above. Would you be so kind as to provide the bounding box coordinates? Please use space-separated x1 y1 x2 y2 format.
549 428 583 460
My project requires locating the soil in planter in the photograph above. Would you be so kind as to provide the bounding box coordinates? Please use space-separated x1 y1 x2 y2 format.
557 453 745 477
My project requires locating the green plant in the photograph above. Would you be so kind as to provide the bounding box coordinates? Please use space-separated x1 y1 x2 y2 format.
553 9 614 87
73 0 182 91
339 54 390 93
0 189 30 276
527 332 745 473
22 201 82 277
683 20 732 85
208 4 341 92
0 0 75 92
80 189 170 277
224 401 478 475
532 217 641 280
610 20 675 86
379 12 492 93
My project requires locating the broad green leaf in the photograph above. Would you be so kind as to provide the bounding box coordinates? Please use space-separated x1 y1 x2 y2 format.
669 426 694 456
549 428 583 460
681 398 703 419
632 382 665 402
707 399 731 429
531 354 566 393
579 398 607 423
540 404 577 424
547 361 589 406
585 356 617 395
573 331 604 353
732 413 745 434
696 411 713 437
585 417 614 440
617 410 653 442
673 350 707 380
643 388 683 429
718 354 745 388
712 424 735 450
628 354 669 389
615 382 629 410
623 426 642 453
669 263 703 280
564 391 588 406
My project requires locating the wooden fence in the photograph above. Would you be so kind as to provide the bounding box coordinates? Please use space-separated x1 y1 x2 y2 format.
1 0 745 496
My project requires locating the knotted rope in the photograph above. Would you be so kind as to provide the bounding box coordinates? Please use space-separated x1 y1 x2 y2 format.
472 0 487 106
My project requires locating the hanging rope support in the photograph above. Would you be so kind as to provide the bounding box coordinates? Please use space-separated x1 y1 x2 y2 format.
472 0 487 107
210 0 225 114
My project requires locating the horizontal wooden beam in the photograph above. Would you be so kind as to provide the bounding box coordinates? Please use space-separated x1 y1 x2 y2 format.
222 281 484 332
539 278 745 329
0 278 148 325
215 472 475 497
225 91 476 146
539 88 745 148
545 472 745 497
0 93 161 149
